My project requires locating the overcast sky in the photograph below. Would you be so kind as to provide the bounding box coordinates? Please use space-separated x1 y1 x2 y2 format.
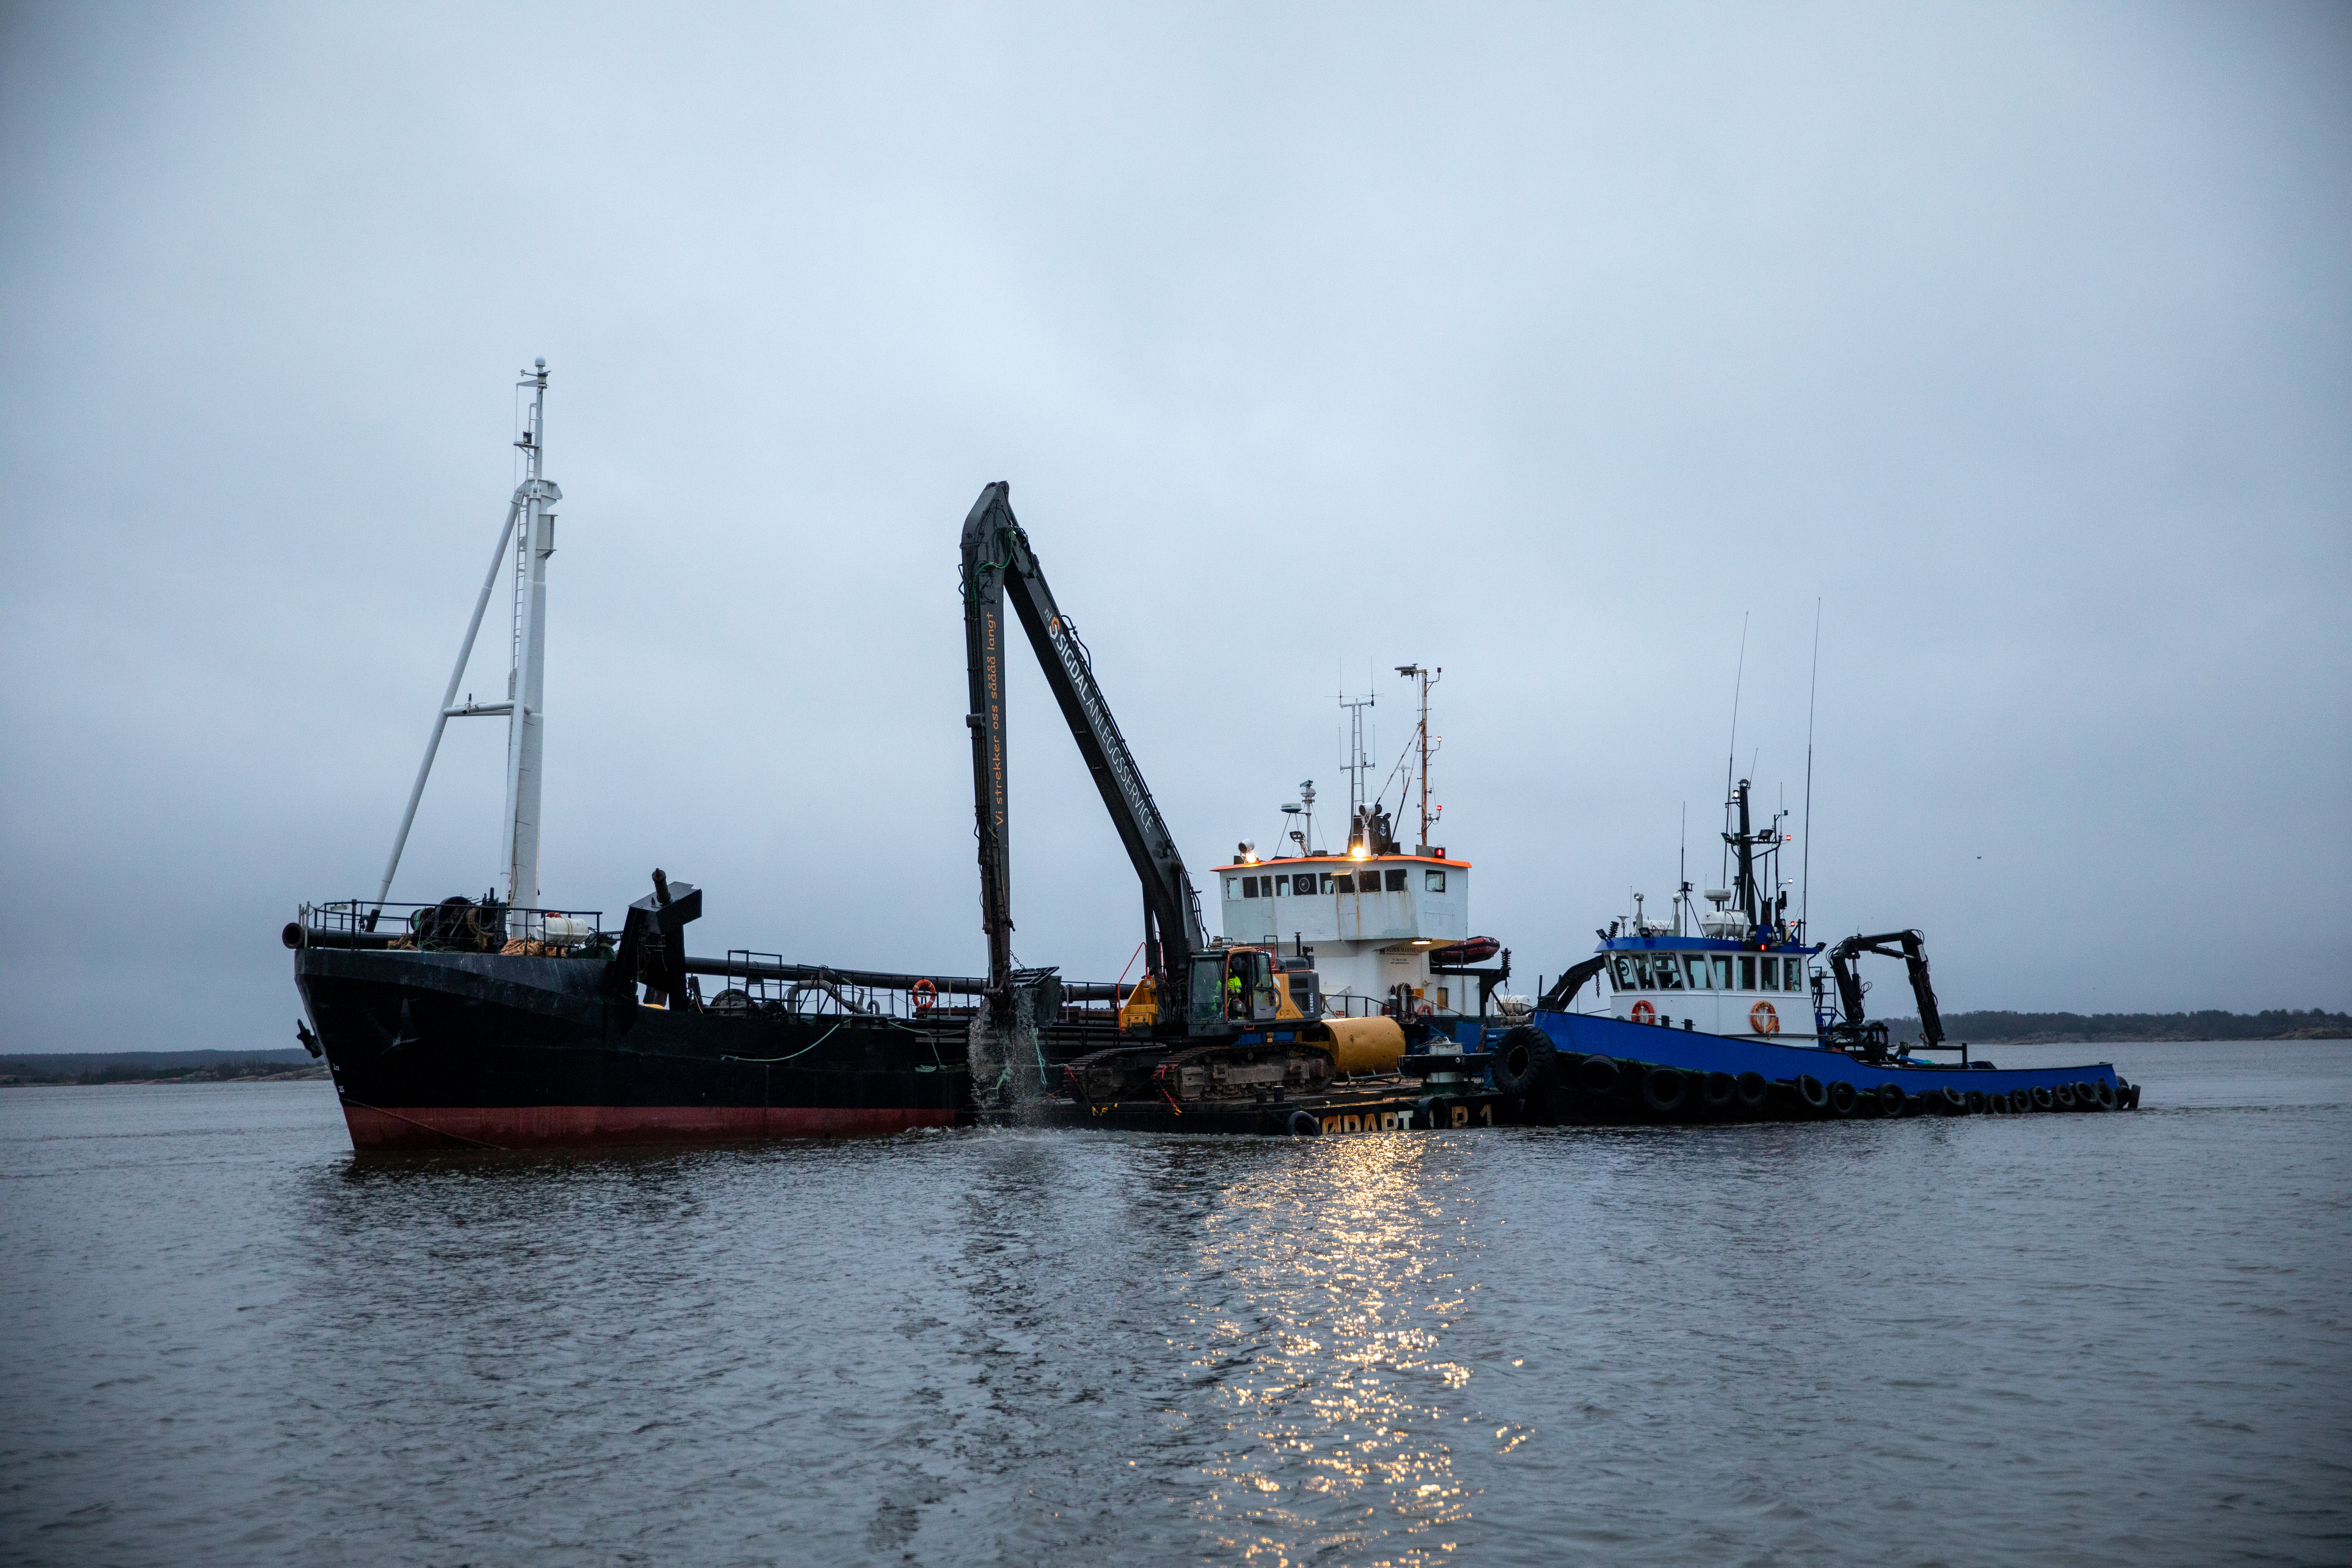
3 2 2347 1054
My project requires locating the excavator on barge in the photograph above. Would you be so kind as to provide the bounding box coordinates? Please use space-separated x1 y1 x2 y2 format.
959 483 1412 1116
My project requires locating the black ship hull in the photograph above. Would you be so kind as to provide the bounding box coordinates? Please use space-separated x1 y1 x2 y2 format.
295 946 1110 1152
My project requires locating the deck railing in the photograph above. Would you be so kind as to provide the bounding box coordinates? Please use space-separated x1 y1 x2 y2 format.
295 898 608 953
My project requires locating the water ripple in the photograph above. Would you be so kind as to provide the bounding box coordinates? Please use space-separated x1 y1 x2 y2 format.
1 1042 2347 1566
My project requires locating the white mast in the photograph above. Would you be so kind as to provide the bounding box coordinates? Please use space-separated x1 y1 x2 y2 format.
370 360 560 926
499 359 559 927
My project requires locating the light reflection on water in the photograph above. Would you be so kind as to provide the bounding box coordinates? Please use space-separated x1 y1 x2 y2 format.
1183 1134 1478 1564
2 1041 2349 1567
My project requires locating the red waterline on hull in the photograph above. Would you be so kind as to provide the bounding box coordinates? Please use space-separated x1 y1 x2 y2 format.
342 1102 956 1152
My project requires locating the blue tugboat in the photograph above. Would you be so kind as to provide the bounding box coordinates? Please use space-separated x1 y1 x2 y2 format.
1485 778 2143 1122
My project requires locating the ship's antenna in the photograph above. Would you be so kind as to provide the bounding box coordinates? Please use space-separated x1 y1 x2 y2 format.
1338 678 1376 853
1678 802 1689 935
1801 598 1820 942
1394 663 1440 852
1722 611 1748 888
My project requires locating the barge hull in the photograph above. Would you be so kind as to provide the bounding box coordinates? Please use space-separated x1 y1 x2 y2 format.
295 946 1069 1153
341 1102 955 1152
1019 1087 1520 1136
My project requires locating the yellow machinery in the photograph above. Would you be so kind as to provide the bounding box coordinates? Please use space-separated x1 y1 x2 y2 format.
1117 947 1404 1076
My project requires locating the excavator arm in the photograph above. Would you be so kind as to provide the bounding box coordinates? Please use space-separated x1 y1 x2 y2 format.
961 483 1204 1020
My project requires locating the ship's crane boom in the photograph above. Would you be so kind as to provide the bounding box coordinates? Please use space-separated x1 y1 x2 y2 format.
960 483 1205 1020
1827 929 1945 1049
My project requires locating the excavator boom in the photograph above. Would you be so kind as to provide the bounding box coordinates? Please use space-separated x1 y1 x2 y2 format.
961 483 1204 1011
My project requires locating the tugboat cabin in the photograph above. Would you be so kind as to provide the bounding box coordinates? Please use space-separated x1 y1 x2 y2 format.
1214 851 1477 1018
1591 776 1825 1044
1598 936 1820 1043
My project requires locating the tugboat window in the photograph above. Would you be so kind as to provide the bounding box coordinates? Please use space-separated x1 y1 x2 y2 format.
1759 959 1777 991
1632 957 1655 990
1271 875 1287 895
1384 869 1407 891
1712 956 1734 990
1425 870 1446 892
1612 957 1634 988
1225 877 1238 900
1786 958 1806 990
1319 872 1336 894
1687 956 1711 989
1738 956 1756 989
1242 877 1259 898
1656 957 1684 990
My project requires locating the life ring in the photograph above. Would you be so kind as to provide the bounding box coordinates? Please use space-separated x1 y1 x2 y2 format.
912 978 937 1013
1749 1000 1779 1035
1630 999 1656 1025
1415 1001 1434 1020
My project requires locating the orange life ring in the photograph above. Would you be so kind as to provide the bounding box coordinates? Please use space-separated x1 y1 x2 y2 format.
912 978 937 1013
1750 1000 1779 1035
1631 999 1656 1025
1415 1001 1434 1020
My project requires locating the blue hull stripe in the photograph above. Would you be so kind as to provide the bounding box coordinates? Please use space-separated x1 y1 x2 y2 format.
1536 1011 2118 1091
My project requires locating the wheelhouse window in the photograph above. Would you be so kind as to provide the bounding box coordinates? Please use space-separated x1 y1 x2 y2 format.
1786 958 1806 990
1611 956 1634 989
1632 956 1655 990
1738 956 1756 989
1225 877 1238 901
1384 869 1407 891
1686 956 1712 989
1272 875 1288 895
1242 877 1260 898
1759 957 1777 991
1318 872 1336 894
1425 870 1446 892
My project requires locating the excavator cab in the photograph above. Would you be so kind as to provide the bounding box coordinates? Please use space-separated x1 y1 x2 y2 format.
1187 952 1230 1034
1124 951 1319 1034
1177 947 1319 1033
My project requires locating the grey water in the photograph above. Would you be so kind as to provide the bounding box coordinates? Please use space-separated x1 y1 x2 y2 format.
2 1042 2346 1567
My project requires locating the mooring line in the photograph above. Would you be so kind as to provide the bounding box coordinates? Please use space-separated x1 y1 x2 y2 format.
343 1097 509 1151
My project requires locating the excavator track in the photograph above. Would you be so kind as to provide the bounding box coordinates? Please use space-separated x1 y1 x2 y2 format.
1060 1040 1335 1106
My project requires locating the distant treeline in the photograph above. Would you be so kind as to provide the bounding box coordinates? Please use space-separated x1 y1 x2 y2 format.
1882 1009 2351 1045
0 1049 326 1086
